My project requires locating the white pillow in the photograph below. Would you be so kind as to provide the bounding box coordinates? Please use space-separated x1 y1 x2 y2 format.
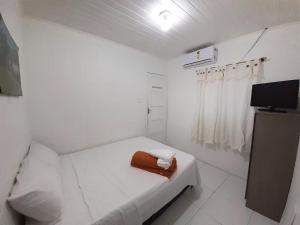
8 142 63 223
29 142 60 169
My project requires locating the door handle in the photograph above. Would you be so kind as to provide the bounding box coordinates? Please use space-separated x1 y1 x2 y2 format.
148 108 151 115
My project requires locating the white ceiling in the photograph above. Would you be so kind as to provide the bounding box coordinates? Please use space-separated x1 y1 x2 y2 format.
21 0 300 59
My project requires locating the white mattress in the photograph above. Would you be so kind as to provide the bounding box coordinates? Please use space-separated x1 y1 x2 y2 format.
27 137 199 225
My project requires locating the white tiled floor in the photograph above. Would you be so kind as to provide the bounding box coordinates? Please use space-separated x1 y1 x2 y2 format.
150 160 279 225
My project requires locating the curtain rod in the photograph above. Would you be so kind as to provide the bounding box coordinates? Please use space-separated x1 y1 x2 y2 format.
200 57 268 70
226 57 267 67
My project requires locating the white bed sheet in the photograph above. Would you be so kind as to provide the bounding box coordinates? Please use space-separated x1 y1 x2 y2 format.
27 137 199 225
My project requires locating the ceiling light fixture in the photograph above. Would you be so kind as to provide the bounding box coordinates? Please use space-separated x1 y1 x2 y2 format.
150 1 184 32
158 10 173 32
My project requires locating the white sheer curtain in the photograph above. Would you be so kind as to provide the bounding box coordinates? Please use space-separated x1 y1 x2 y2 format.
192 60 262 151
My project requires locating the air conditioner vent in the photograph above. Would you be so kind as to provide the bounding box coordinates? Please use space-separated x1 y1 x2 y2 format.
183 46 218 69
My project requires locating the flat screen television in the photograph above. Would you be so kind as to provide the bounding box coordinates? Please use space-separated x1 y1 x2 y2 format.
250 79 299 111
0 13 22 96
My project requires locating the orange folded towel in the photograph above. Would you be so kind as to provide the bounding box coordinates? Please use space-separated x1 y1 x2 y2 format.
131 151 177 178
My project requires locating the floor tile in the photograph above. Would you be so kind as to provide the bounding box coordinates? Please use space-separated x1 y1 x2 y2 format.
184 185 214 209
198 164 229 190
160 189 201 225
196 160 207 169
201 176 252 225
248 212 279 225
215 175 247 202
188 210 221 225
150 162 277 225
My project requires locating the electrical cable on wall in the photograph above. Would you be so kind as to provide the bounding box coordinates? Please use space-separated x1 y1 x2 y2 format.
240 27 268 61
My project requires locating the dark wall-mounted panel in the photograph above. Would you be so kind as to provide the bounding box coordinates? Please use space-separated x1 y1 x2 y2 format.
0 13 22 97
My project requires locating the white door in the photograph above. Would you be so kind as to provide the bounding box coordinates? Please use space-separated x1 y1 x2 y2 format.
147 73 167 143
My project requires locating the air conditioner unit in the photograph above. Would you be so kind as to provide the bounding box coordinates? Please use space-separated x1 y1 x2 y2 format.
183 46 218 69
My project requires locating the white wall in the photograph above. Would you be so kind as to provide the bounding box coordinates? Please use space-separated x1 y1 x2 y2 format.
166 21 300 179
0 1 31 224
24 18 166 154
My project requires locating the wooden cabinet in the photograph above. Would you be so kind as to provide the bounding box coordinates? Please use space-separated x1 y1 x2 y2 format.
245 111 300 222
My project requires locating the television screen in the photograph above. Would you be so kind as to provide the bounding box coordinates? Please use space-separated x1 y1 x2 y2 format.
0 13 22 96
251 80 299 109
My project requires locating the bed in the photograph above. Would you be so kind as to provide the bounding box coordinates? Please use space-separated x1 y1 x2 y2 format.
24 137 199 225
